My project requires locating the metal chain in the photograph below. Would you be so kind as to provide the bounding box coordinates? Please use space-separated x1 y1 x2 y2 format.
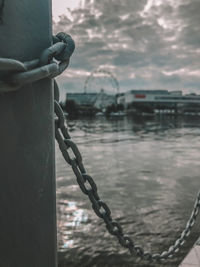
1 26 200 262
54 96 200 262
0 32 75 92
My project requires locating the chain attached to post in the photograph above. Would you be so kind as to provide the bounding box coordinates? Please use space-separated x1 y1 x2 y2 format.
0 32 75 92
54 92 200 262
1 29 200 263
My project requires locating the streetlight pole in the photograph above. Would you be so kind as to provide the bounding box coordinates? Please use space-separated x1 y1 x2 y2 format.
0 1 57 266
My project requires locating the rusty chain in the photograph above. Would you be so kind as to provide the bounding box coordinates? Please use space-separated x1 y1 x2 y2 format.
54 94 200 262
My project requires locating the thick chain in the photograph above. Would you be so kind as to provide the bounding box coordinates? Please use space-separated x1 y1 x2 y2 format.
0 32 75 92
2 25 199 262
54 98 200 262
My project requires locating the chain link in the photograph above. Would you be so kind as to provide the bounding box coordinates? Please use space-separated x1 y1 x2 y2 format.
54 98 200 262
0 32 75 92
2 26 199 262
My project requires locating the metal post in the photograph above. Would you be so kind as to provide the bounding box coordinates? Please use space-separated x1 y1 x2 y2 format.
0 1 57 267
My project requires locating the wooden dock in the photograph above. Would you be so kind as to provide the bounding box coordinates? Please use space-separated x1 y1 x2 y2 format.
179 238 200 267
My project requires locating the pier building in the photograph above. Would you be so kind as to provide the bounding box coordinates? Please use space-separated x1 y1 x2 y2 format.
66 91 115 110
116 90 200 114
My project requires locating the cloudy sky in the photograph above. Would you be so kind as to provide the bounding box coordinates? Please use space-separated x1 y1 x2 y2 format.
52 0 200 99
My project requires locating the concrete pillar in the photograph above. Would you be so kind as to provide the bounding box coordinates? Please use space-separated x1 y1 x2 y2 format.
0 1 57 266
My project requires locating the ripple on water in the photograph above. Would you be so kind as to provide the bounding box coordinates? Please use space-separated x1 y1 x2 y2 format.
57 200 89 251
56 116 200 267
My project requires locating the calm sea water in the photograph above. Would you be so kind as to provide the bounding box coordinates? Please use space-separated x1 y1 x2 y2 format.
56 115 200 267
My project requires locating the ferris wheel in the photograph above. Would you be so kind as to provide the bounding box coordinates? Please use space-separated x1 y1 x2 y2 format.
84 68 119 95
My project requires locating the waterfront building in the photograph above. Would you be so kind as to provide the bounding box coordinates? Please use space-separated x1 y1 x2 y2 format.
66 90 115 110
116 90 200 114
66 93 97 106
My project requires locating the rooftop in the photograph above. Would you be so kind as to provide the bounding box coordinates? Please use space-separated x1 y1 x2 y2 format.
130 89 169 95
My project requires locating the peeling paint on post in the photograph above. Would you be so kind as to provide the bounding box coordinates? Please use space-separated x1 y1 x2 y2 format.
0 1 57 267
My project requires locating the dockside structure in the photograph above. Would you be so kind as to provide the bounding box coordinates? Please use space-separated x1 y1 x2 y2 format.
116 90 200 113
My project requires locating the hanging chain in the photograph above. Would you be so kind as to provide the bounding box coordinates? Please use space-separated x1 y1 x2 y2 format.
1 27 200 262
54 95 200 262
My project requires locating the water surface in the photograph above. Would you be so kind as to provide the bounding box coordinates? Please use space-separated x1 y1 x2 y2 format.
56 115 200 267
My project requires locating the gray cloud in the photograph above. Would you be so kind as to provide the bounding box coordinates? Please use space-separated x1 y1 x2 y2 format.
53 0 200 99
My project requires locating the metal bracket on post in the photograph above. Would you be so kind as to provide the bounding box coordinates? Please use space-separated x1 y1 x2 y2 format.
0 1 57 266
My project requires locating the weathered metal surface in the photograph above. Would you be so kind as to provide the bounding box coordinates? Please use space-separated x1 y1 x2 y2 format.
0 1 57 266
